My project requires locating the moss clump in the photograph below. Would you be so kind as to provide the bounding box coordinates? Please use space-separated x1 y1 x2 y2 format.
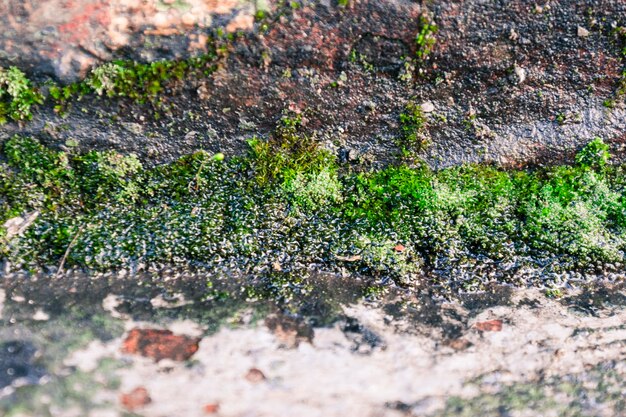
0 67 44 123
283 167 343 211
247 114 335 185
398 101 428 154
575 137 610 169
50 53 216 112
0 136 145 223
84 60 189 102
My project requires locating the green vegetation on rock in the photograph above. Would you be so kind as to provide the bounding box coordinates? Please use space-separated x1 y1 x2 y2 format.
50 53 216 113
1 131 625 296
398 101 428 154
246 113 335 186
0 49 218 123
415 15 438 61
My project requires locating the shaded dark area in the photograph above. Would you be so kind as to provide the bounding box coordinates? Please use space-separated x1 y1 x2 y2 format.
561 282 626 316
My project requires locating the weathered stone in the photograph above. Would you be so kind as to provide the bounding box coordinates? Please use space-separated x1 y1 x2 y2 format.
245 367 266 383
1 0 625 169
578 26 590 37
0 0 262 81
3 211 40 242
474 320 503 332
266 314 314 348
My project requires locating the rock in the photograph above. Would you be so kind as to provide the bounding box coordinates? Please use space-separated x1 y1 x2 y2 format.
265 314 314 348
0 340 46 390
0 0 260 80
511 65 527 85
473 320 503 332
121 328 201 362
2 0 626 170
445 338 472 350
120 387 152 411
32 309 50 321
363 100 377 112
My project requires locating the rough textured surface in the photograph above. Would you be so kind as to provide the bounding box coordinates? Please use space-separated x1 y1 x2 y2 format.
1 0 625 168
1 2 626 415
0 273 625 416
0 0 261 81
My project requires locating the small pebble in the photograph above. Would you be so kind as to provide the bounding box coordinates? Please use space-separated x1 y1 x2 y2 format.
577 26 590 37
421 101 435 113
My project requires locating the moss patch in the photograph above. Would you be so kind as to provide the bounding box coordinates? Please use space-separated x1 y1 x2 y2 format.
398 101 428 154
0 67 44 123
1 135 626 296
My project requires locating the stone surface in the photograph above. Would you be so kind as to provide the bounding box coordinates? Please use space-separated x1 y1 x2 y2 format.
2 273 625 416
1 0 625 169
473 319 503 332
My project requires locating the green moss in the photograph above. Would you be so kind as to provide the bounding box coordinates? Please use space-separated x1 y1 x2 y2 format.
247 113 336 185
283 168 343 211
2 136 626 295
84 60 187 102
575 137 610 169
398 101 428 154
0 67 44 123
1 48 217 119
1 136 74 219
74 150 143 206
415 15 438 61
51 53 215 112
347 50 376 72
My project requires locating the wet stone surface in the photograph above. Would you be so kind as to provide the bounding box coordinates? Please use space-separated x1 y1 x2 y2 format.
0 340 45 392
